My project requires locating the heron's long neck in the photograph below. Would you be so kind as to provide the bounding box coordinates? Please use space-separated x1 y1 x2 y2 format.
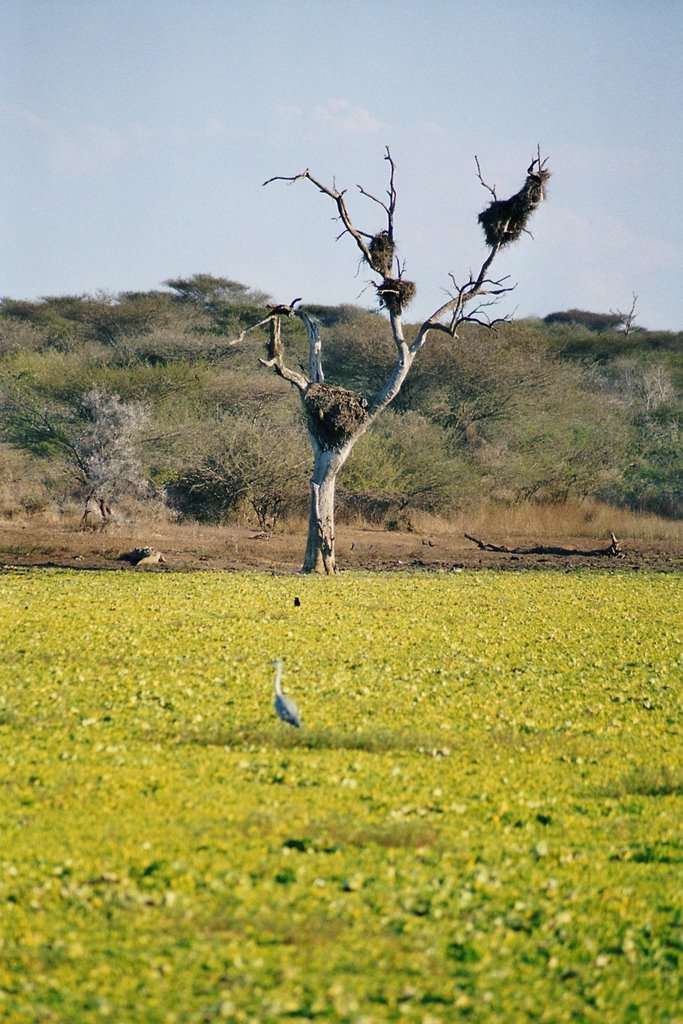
273 662 284 697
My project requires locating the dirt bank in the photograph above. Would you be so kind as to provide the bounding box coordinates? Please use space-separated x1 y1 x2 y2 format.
1 521 680 574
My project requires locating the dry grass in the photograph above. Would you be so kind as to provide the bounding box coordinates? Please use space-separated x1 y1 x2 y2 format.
446 501 682 544
337 501 681 545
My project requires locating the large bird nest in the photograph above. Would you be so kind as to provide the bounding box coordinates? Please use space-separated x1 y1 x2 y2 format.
367 231 396 276
376 277 417 316
478 168 551 248
304 382 369 449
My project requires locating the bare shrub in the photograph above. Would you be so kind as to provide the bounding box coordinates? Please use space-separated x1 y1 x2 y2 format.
0 383 151 527
338 411 479 525
0 444 58 520
166 410 309 531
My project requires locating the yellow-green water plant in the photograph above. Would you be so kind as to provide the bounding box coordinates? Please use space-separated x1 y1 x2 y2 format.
0 569 680 1022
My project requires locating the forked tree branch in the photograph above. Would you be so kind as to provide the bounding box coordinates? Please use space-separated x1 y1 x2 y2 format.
263 169 374 265
225 313 274 347
409 242 506 352
227 312 309 392
412 149 549 351
474 156 497 200
264 150 409 368
356 147 397 238
257 316 309 392
258 148 548 417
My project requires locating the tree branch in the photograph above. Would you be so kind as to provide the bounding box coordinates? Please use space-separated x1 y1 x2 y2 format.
355 147 397 235
465 533 623 558
297 311 324 383
257 317 309 392
225 313 274 347
474 156 497 200
261 149 548 434
264 169 374 265
409 243 504 355
407 151 549 354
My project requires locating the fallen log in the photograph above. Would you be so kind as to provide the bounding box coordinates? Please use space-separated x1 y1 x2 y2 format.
464 532 623 558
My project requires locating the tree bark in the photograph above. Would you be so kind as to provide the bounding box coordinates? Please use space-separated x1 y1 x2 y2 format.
302 446 344 574
80 494 113 530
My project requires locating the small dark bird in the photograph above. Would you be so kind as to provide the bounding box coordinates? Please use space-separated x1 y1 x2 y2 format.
293 596 301 607
266 298 302 317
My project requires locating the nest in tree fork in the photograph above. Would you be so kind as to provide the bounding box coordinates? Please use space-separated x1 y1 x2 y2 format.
367 232 396 276
304 383 369 449
478 168 551 248
377 277 417 315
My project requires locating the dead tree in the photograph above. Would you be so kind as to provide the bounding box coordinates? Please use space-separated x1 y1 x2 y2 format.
231 148 550 574
610 292 639 336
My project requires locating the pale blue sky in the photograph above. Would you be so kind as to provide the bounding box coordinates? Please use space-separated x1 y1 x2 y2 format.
2 0 682 329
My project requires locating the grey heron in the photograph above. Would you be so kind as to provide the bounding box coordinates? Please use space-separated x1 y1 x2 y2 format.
272 659 302 728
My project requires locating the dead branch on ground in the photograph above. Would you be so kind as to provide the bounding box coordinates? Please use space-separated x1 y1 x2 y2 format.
464 532 624 557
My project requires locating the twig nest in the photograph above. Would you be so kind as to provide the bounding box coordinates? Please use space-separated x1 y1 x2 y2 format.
367 232 396 276
478 168 551 248
377 277 417 316
304 383 369 449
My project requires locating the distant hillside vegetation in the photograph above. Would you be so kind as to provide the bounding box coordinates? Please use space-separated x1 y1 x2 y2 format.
1 276 680 527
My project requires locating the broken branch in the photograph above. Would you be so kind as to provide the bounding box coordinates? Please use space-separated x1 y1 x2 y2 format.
464 533 624 558
264 169 374 265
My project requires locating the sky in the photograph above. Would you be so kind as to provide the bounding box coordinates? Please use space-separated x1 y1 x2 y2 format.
2 0 683 330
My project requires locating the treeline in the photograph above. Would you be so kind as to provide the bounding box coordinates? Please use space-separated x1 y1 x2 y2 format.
0 275 680 528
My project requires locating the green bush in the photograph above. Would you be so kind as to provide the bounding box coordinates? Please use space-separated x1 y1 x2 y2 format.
0 281 680 524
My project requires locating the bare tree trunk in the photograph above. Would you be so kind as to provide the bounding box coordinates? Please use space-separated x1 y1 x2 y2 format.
302 447 342 574
80 493 113 530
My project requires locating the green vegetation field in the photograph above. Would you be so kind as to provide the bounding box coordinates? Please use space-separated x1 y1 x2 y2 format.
0 570 681 1024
